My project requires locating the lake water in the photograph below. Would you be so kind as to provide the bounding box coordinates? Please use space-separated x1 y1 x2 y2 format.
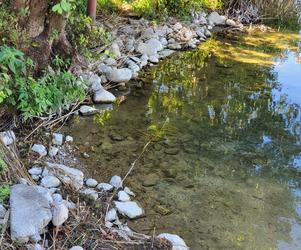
66 30 301 249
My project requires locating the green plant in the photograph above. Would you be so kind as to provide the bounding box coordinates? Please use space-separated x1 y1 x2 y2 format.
0 185 10 203
0 46 86 121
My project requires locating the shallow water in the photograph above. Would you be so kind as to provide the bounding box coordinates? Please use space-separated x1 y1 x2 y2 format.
67 30 301 249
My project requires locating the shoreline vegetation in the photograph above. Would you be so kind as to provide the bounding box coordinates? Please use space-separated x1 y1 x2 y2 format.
0 0 300 249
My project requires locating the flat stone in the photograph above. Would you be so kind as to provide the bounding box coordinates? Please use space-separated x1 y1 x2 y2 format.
93 89 116 104
44 162 84 190
31 144 47 157
106 208 118 222
49 146 59 157
41 176 61 188
118 191 131 202
80 188 98 200
97 183 114 192
0 130 16 146
52 133 63 146
114 201 144 219
79 105 97 116
110 175 122 188
51 200 69 227
85 178 98 188
10 184 52 243
106 68 132 83
28 167 43 175
158 233 188 250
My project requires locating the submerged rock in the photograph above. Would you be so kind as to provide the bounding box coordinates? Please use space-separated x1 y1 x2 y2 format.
158 233 188 250
114 201 144 219
0 130 16 146
10 184 52 243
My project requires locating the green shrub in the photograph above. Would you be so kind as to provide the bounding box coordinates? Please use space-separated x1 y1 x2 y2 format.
0 185 10 203
0 46 86 121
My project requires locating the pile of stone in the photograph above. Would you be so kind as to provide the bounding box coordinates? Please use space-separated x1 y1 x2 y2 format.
78 11 239 115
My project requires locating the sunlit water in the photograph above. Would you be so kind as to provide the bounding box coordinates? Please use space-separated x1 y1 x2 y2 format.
66 31 301 249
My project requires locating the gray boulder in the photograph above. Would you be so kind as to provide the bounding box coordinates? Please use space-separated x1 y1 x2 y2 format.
44 162 84 190
105 208 118 222
41 176 61 188
10 184 52 243
51 200 69 227
85 178 98 188
80 188 98 200
79 105 98 116
117 191 131 202
106 68 132 83
96 183 114 192
136 39 163 56
0 130 16 146
110 175 122 188
28 167 43 176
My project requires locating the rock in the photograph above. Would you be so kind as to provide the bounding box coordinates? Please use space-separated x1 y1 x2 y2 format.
10 184 52 243
196 28 206 39
0 130 16 146
26 244 44 250
31 144 47 157
98 63 113 74
168 43 181 50
114 201 144 219
118 191 131 202
158 233 188 250
52 193 63 203
80 188 98 200
110 175 122 188
93 89 116 104
124 187 135 196
140 27 157 39
173 22 183 31
65 136 73 143
97 183 114 192
44 162 84 190
69 246 84 250
136 39 163 56
140 54 149 68
205 29 212 37
159 49 176 58
142 173 160 187
160 37 168 46
109 42 121 58
52 133 63 146
31 175 40 181
146 38 163 52
148 55 159 64
104 57 117 66
164 148 180 155
226 19 237 27
106 208 118 222
106 68 132 83
85 178 98 188
49 146 59 157
0 204 6 218
154 205 171 216
86 73 102 92
207 11 226 26
51 200 69 227
79 105 97 116
41 176 61 188
28 167 43 175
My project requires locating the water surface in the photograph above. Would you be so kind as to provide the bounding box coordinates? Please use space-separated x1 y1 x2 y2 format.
67 30 301 250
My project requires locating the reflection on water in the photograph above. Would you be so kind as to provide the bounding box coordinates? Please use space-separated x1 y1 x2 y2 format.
67 31 301 249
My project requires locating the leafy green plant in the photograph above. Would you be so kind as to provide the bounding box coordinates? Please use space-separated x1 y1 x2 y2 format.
0 46 86 121
52 0 73 15
0 185 10 203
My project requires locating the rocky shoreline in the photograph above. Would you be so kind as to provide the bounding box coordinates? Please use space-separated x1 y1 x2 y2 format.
0 11 242 250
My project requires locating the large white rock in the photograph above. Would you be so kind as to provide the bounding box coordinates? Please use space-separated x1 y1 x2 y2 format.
114 201 143 219
31 144 47 157
109 175 122 188
10 184 52 243
106 68 132 83
41 176 61 188
51 200 69 227
93 89 116 104
0 130 16 146
158 233 188 250
52 133 63 146
44 162 84 190
207 12 226 25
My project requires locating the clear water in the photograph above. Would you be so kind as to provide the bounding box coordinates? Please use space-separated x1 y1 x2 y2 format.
66 31 301 249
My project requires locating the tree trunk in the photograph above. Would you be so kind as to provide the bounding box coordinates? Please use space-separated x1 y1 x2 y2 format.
11 0 73 71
